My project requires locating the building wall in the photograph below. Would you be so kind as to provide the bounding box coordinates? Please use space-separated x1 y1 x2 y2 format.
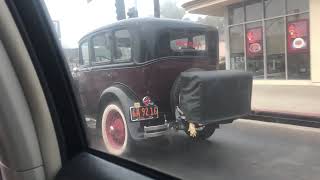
310 0 320 83
224 0 320 85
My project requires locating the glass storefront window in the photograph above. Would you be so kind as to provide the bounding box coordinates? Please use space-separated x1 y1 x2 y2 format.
230 25 245 70
245 0 263 21
287 12 309 22
287 13 310 79
227 0 310 80
229 4 244 25
246 22 264 79
264 0 285 18
287 0 309 14
265 18 285 79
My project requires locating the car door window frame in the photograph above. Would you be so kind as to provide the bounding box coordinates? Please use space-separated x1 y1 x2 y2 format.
79 40 91 68
112 28 133 64
91 31 113 66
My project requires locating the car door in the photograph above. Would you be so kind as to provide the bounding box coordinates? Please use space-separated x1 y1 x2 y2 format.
78 40 96 116
108 29 137 92
88 29 147 119
90 31 114 113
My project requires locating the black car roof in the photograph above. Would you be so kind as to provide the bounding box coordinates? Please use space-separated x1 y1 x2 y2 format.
79 17 215 43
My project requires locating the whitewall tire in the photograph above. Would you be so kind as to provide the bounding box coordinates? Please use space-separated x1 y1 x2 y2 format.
101 103 128 156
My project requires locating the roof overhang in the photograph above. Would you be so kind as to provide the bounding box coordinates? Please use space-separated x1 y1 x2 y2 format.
182 0 241 16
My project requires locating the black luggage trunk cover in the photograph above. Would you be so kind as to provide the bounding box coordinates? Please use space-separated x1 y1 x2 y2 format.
179 70 252 124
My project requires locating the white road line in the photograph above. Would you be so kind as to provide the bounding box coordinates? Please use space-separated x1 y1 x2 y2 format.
237 119 320 133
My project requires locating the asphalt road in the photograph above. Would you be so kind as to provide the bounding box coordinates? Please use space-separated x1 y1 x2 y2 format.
87 119 320 180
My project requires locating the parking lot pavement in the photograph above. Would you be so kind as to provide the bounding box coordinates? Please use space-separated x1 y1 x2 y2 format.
87 119 320 180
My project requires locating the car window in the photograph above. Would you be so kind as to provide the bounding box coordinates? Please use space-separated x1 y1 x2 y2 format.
44 0 319 180
167 30 207 57
92 33 112 64
114 29 131 63
192 35 206 51
170 38 188 50
80 41 89 66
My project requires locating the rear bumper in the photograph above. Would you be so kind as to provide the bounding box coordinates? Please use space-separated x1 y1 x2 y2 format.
143 121 170 138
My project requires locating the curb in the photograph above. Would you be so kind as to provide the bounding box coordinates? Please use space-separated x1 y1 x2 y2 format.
247 109 320 128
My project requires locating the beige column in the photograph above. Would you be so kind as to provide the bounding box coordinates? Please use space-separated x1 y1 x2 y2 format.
310 0 320 83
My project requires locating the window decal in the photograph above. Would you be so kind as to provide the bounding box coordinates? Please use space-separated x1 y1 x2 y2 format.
287 19 309 54
246 27 263 58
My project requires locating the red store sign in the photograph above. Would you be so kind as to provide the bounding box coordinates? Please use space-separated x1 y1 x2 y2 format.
287 19 309 54
246 27 263 58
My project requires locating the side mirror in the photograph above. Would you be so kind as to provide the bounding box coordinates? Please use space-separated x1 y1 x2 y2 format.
73 67 79 73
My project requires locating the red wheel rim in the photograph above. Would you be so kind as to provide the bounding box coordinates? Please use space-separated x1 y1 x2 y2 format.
105 110 125 150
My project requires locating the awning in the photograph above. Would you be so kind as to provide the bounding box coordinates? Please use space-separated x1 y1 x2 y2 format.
182 0 241 16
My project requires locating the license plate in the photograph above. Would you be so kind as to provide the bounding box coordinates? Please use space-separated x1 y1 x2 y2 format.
130 105 159 121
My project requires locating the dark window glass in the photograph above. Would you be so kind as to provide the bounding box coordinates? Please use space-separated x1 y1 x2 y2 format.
287 13 310 79
246 22 264 79
265 18 286 79
245 0 263 21
228 4 244 25
92 33 112 64
114 29 132 63
287 0 309 14
80 41 89 66
264 0 285 18
230 25 245 70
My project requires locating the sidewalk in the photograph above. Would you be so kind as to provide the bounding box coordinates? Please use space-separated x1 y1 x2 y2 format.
252 85 320 117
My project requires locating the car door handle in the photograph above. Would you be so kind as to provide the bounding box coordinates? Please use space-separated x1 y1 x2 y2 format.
83 67 92 71
106 72 112 78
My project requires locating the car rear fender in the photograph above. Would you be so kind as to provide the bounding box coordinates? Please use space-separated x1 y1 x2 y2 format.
98 84 142 140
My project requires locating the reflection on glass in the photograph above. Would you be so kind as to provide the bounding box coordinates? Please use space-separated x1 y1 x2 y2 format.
114 29 132 62
287 0 309 14
92 33 112 63
287 54 310 79
80 41 89 66
287 13 310 79
265 18 285 79
230 25 245 70
245 0 263 21
264 0 285 18
166 30 208 57
228 4 244 25
246 22 264 79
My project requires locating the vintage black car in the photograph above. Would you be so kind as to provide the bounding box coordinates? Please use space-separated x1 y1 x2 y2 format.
76 18 252 155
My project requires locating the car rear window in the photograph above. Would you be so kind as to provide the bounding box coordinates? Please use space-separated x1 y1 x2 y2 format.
160 30 208 57
170 34 206 51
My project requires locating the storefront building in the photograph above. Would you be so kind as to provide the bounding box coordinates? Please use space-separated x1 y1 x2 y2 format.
182 0 320 85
